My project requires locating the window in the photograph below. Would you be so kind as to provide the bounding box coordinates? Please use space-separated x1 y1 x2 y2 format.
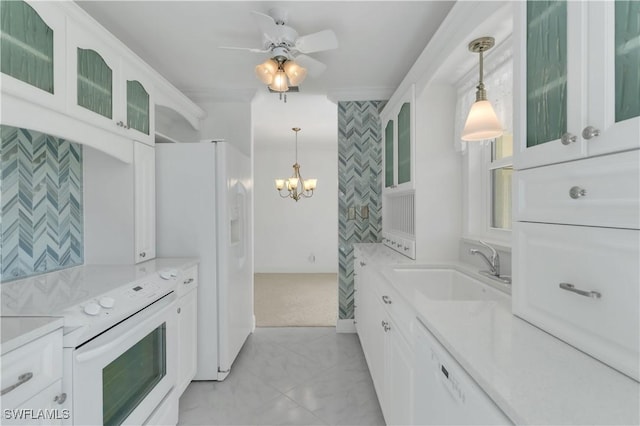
456 42 513 244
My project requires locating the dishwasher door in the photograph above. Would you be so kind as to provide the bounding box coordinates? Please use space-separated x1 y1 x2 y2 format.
414 318 512 425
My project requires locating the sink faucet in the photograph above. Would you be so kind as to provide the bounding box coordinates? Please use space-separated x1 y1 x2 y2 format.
469 241 500 277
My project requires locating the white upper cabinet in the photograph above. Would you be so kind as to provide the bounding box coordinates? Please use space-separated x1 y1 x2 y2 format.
382 84 415 193
0 1 66 112
66 20 155 146
514 1 640 170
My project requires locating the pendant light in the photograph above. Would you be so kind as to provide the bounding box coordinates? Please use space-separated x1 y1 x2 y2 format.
461 37 503 141
275 127 317 202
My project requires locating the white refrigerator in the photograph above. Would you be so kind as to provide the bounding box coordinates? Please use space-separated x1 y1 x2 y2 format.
156 141 253 380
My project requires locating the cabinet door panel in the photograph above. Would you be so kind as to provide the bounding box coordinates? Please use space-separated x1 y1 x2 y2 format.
387 328 413 426
0 1 53 93
77 48 113 119
586 1 640 157
397 103 411 185
127 80 149 135
384 120 394 188
0 1 66 112
513 222 640 381
134 142 156 263
177 289 198 395
514 1 587 170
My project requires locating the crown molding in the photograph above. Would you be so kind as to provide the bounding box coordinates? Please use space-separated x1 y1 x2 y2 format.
326 87 395 104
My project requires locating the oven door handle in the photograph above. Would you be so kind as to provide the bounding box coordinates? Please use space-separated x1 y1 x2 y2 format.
75 293 176 363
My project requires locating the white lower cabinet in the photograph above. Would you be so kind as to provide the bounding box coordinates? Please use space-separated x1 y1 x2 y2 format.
176 265 198 396
0 329 65 425
356 265 414 425
513 221 640 381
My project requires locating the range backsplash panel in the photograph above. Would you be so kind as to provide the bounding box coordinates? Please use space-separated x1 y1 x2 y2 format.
338 101 383 319
0 125 83 282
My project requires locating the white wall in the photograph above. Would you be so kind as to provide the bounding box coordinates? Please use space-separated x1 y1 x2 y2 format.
413 83 462 261
254 143 338 273
198 100 253 156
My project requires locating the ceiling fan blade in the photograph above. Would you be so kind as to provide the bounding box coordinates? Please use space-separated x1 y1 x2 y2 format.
219 46 270 53
295 30 338 54
251 11 279 43
294 54 327 77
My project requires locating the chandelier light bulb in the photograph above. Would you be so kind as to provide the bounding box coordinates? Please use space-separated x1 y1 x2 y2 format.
274 179 285 190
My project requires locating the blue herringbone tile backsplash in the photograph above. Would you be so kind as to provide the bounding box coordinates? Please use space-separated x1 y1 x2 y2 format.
338 101 383 319
0 125 83 282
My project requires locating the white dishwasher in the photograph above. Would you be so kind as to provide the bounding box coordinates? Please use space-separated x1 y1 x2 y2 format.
414 318 512 425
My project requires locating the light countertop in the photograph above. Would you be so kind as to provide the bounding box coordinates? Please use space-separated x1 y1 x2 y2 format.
1 316 64 355
354 243 640 425
1 258 199 316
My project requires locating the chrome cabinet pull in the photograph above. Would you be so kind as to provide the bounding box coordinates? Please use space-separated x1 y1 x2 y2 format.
183 277 194 285
54 393 67 404
559 282 601 299
382 295 392 304
139 252 146 258
177 307 181 314
582 126 600 140
359 261 366 267
381 321 391 332
569 186 587 199
1 372 33 396
561 132 577 145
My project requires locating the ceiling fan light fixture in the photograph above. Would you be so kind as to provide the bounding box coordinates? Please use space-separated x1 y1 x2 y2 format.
255 59 277 84
268 68 289 92
284 61 307 86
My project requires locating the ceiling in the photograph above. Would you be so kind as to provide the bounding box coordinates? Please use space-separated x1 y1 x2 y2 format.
76 1 455 101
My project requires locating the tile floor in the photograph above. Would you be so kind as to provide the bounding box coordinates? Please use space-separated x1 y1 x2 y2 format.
178 327 385 425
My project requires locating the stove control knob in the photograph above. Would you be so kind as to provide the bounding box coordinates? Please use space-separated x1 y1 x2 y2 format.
99 297 115 309
84 303 101 316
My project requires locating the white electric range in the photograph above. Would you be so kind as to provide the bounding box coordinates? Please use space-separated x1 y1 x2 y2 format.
1 258 197 426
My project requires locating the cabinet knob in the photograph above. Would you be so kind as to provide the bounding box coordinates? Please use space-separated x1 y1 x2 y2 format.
177 307 181 314
359 261 366 267
54 393 67 404
381 320 391 332
582 126 601 140
139 252 146 258
183 278 194 285
569 186 587 199
382 295 392 304
560 132 577 145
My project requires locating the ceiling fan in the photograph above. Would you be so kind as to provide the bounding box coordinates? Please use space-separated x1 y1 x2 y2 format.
221 8 338 100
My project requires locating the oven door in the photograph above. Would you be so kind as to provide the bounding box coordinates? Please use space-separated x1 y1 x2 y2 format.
71 293 177 426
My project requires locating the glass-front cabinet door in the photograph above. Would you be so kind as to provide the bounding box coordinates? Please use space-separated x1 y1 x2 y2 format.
515 0 639 169
0 0 66 111
514 0 587 170
384 119 394 189
381 84 415 192
66 20 123 131
397 102 411 185
122 59 155 144
586 0 640 156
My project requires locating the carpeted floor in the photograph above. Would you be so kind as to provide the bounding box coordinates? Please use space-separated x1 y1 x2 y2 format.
254 273 338 327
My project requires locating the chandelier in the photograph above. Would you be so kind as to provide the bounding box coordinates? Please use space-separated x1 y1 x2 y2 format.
275 127 317 201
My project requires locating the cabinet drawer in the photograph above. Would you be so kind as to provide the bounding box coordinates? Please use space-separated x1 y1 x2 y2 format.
176 265 198 297
4 380 64 426
1 330 63 409
515 150 640 229
513 222 639 380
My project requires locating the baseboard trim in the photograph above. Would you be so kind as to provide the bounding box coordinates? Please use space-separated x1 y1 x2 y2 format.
336 319 356 333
